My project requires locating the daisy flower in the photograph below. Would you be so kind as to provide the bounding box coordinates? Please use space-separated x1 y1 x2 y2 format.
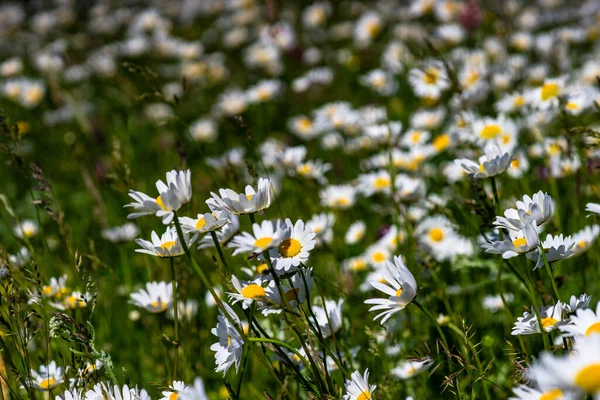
571 225 600 255
207 177 272 215
528 335 600 394
85 383 151 400
320 185 357 209
101 223 139 243
357 170 392 197
408 61 450 99
454 144 512 179
365 245 391 268
345 221 366 245
511 301 566 335
210 303 244 375
135 226 193 258
126 169 192 224
312 298 344 338
365 255 417 324
197 214 240 249
483 293 514 312
261 269 313 315
41 274 69 299
481 222 540 259
246 79 282 104
49 291 88 311
228 219 287 255
359 69 398 96
160 381 187 400
564 294 592 315
180 377 209 400
353 12 383 47
179 210 230 237
29 361 63 390
342 369 376 400
130 281 173 313
508 384 576 400
268 219 316 272
306 212 335 246
391 358 434 380
527 234 575 269
228 276 267 309
14 219 38 238
560 301 600 337
527 77 566 110
394 174 425 203
471 115 518 153
493 191 554 231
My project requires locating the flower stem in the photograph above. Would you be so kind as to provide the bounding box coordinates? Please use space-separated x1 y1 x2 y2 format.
210 230 230 273
539 245 560 302
169 257 179 381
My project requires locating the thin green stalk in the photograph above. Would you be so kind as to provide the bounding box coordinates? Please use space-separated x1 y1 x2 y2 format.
210 230 230 273
169 257 179 381
539 246 560 302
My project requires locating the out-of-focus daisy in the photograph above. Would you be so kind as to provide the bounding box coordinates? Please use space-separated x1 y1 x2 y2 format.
130 281 173 313
343 369 376 400
29 361 63 391
455 144 512 179
189 118 218 143
571 225 600 255
357 170 392 197
41 275 69 299
471 115 518 153
312 298 343 338
483 293 514 312
268 219 316 272
302 2 331 27
508 384 576 400
180 377 209 400
560 301 600 337
14 219 38 238
228 219 286 255
391 358 434 380
365 255 417 324
126 169 192 224
294 159 332 184
345 221 366 245
512 301 566 335
409 61 449 99
320 185 357 209
307 212 335 246
49 291 88 311
354 12 383 47
210 303 244 375
101 223 139 243
261 269 313 315
207 177 272 215
527 77 565 110
246 79 282 104
359 69 398 96
394 174 425 203
365 245 391 268
135 226 192 258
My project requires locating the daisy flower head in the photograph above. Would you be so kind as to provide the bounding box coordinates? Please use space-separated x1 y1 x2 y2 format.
409 60 450 99
29 361 63 390
268 219 316 273
306 212 335 246
394 174 426 203
353 11 383 48
302 2 331 28
207 177 272 215
41 274 69 299
135 226 192 258
481 222 540 259
160 381 187 400
228 219 287 255
14 219 38 238
454 144 512 179
564 294 592 315
49 291 89 311
246 79 282 104
343 369 376 400
312 298 343 338
126 169 192 224
527 234 575 269
528 77 566 110
228 276 267 309
357 170 392 197
359 69 398 96
365 244 391 268
345 221 366 245
294 159 332 184
179 377 208 400
471 114 518 153
415 215 455 250
197 214 240 249
261 269 313 315
511 301 566 335
101 223 139 243
320 184 357 209
571 225 600 255
210 302 244 375
130 281 173 313
391 358 434 380
365 255 417 324
560 301 600 338
494 191 554 232
528 335 600 395
179 210 231 237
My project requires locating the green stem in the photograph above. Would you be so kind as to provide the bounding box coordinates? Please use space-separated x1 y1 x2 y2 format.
210 230 230 273
539 245 560 302
169 257 179 381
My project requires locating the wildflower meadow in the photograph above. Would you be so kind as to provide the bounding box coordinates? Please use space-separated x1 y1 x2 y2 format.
2 1 600 399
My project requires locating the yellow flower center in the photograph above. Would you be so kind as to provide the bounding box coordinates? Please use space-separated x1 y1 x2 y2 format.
510 159 520 168
156 195 169 211
433 134 450 151
513 96 525 107
395 287 403 297
480 124 502 139
578 240 587 249
65 295 82 309
428 228 444 242
373 177 391 189
478 163 486 173
254 237 273 249
195 217 206 230
256 88 271 101
335 197 349 207
350 259 367 271
43 286 53 295
279 238 302 257
465 71 479 86
227 335 232 346
372 251 386 263
285 288 301 302
298 164 312 175
169 393 179 400
23 226 35 237
566 101 579 110
26 87 43 104
298 118 312 131
357 391 371 400
423 68 439 84
246 194 254 201
541 317 558 329
512 237 527 248
574 363 600 392
541 83 558 101
161 241 176 250
151 300 167 312
407 367 417 376
366 21 381 37
548 144 560 156
256 263 269 275
501 135 511 144
539 389 563 400
38 378 56 390
241 284 266 299
585 322 600 336
411 132 421 143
